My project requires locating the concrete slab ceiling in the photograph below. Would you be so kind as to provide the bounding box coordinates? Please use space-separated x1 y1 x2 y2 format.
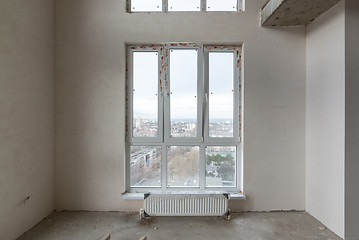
261 0 342 26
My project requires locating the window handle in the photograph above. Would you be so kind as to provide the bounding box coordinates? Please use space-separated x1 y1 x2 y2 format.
205 93 208 102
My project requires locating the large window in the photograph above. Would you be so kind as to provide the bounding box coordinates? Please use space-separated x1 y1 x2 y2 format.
128 0 244 12
126 43 242 193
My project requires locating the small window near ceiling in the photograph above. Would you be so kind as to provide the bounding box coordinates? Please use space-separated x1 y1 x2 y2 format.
130 0 162 12
129 0 244 12
168 0 201 11
207 0 238 11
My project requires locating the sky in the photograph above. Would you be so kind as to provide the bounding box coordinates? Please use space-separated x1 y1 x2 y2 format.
132 50 235 121
133 52 158 120
170 50 198 121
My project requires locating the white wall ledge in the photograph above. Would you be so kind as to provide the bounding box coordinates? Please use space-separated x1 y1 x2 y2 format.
122 192 246 200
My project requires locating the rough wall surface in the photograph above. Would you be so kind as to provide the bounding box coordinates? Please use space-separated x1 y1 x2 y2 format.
0 0 55 239
262 0 341 26
306 1 345 238
345 0 359 239
55 0 306 212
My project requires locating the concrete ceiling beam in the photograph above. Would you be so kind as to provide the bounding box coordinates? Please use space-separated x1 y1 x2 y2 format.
261 0 342 26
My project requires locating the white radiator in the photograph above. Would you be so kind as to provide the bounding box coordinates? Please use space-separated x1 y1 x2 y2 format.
142 194 230 218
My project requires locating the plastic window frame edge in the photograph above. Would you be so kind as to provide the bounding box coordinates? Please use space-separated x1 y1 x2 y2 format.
203 46 241 144
126 43 243 194
164 43 203 144
125 45 164 191
206 0 242 12
126 0 244 13
127 45 164 144
127 0 163 12
203 45 241 191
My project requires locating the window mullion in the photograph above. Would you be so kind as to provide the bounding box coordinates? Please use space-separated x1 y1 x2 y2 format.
161 142 167 189
203 48 210 142
237 144 242 192
162 45 170 189
201 0 206 11
233 48 241 141
127 49 134 142
163 0 167 12
198 45 204 142
198 46 206 189
159 47 165 143
163 45 170 143
125 142 131 191
199 145 206 189
239 0 243 11
127 0 131 13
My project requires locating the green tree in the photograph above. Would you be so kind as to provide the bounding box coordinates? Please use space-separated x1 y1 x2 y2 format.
206 154 234 166
206 154 235 182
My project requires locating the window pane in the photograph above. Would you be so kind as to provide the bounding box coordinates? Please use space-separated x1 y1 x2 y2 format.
131 0 162 12
206 146 236 187
170 49 198 138
167 146 199 187
133 52 158 138
209 52 234 138
168 0 201 11
130 146 161 187
206 0 237 11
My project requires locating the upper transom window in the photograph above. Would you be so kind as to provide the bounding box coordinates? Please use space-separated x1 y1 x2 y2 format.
128 0 244 12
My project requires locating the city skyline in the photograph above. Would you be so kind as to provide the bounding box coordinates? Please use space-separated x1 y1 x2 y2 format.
133 116 234 138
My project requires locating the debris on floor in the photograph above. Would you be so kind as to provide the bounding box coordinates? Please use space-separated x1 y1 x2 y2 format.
17 212 343 240
139 235 147 240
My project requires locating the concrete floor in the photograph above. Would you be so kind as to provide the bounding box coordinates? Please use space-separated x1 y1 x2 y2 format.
18 211 342 240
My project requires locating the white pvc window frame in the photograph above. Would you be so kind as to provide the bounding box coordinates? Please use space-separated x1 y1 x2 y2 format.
126 45 164 144
204 46 241 144
126 43 242 193
127 0 244 12
164 44 204 144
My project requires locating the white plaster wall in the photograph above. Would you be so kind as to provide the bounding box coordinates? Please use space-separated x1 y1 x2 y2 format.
305 1 345 238
345 0 359 239
55 0 306 212
0 0 55 239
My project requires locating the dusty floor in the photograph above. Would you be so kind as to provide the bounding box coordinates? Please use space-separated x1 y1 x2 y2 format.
18 211 342 240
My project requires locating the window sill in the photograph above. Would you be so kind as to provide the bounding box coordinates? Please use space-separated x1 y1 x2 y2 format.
122 191 246 200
